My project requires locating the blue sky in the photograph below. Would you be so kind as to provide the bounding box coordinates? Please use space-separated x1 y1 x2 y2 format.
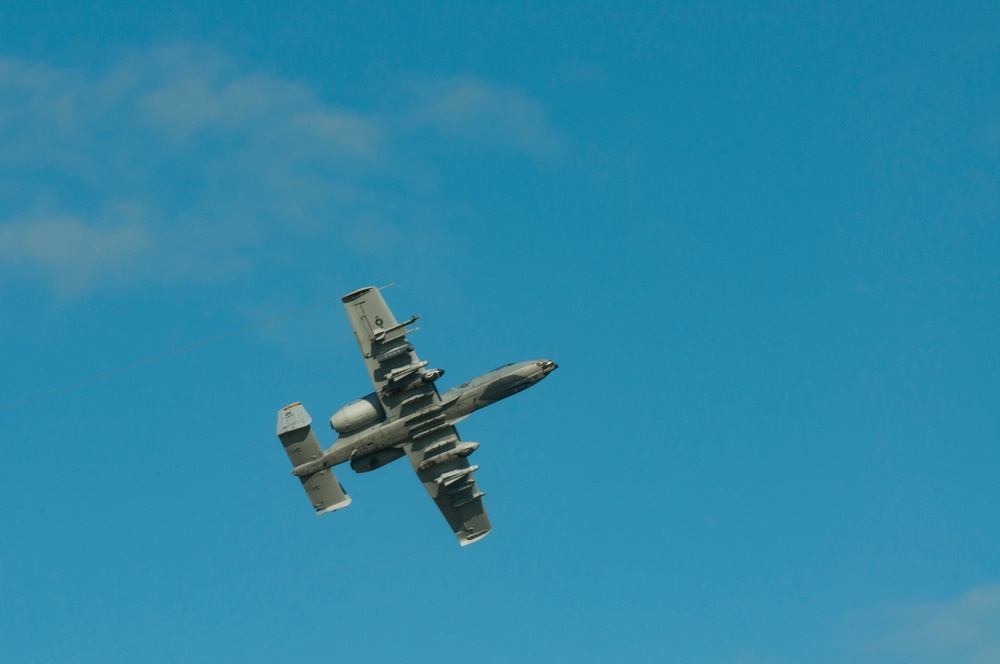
1 2 998 662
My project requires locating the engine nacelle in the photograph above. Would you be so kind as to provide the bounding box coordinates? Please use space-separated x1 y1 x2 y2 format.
350 447 405 473
330 393 385 434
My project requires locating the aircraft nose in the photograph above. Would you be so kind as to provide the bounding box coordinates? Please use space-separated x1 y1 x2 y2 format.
540 360 558 376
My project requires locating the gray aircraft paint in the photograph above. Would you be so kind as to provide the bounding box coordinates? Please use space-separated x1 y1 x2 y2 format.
275 286 557 546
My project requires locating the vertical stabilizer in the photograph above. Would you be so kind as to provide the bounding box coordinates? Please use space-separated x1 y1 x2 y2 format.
277 403 351 514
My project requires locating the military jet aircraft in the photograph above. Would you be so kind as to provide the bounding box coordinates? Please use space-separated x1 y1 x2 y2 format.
275 286 558 546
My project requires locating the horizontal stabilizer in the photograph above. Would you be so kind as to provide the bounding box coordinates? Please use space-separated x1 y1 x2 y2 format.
277 403 351 514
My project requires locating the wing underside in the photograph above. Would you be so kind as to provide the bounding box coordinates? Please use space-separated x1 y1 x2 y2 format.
341 286 440 419
403 425 490 546
343 286 490 545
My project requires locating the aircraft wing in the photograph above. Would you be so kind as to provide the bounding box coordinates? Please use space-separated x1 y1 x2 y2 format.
403 424 491 546
342 286 441 418
344 287 489 544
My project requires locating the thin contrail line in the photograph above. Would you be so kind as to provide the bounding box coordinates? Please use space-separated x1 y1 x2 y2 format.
0 296 340 413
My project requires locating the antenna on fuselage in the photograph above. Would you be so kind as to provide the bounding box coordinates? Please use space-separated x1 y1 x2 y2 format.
378 281 397 291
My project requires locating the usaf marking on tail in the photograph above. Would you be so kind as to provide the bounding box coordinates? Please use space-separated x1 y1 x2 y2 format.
275 286 558 546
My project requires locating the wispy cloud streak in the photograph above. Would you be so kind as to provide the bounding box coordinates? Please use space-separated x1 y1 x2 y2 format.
403 75 562 157
0 46 561 295
861 584 1000 664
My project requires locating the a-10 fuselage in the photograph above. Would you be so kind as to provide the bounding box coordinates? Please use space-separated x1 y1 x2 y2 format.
290 359 557 478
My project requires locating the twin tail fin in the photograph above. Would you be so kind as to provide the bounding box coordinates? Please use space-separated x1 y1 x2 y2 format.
276 403 351 514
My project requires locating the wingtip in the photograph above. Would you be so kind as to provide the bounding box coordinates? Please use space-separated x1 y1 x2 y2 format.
458 528 491 546
315 495 352 515
342 286 376 303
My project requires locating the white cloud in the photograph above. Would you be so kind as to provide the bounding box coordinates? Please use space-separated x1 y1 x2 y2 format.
0 47 561 296
0 215 151 294
403 75 562 157
863 584 1000 664
133 47 384 160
